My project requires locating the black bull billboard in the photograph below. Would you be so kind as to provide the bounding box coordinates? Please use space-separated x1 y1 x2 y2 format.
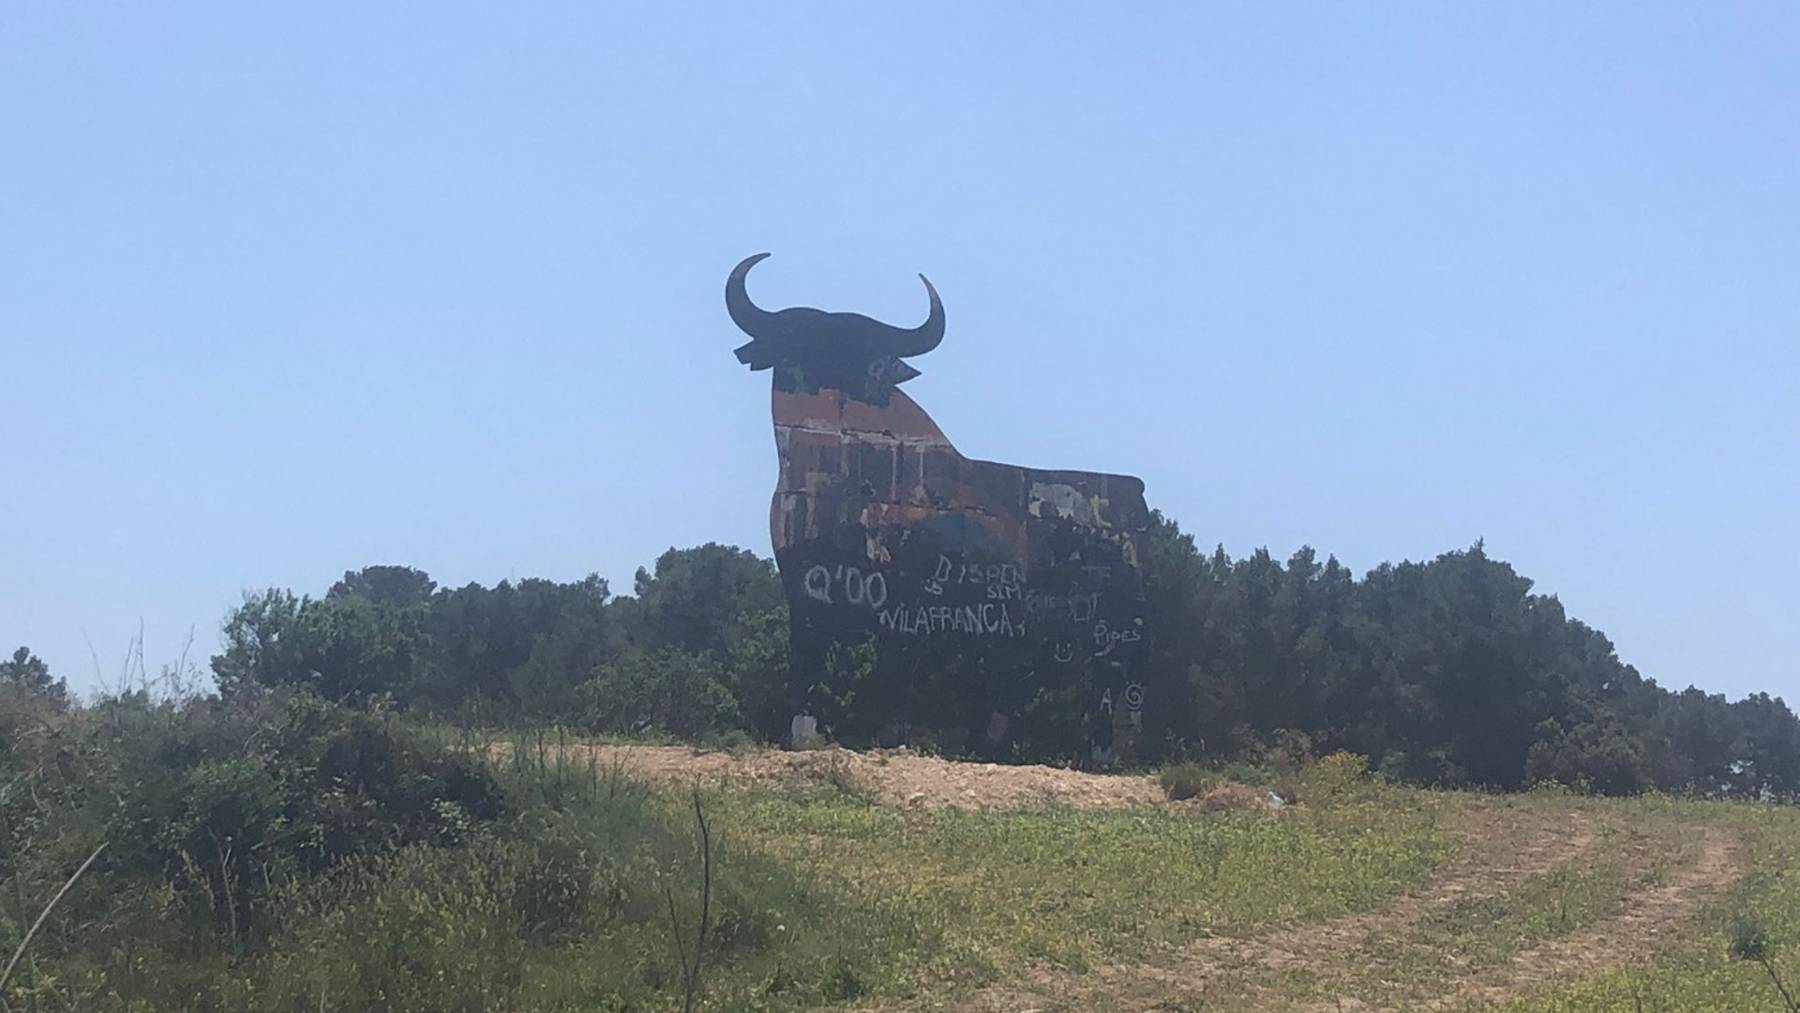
728 253 1151 764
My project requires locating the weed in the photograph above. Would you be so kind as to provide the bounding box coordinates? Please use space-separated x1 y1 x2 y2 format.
663 789 713 1013
1218 759 1272 786
1730 915 1800 1012
818 756 874 804
821 954 868 1001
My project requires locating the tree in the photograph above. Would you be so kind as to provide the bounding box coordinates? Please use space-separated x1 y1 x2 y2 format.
578 648 740 739
721 604 791 740
327 565 437 605
194 531 1800 797
212 585 428 703
421 575 611 714
212 590 309 697
626 544 782 657
1 646 66 706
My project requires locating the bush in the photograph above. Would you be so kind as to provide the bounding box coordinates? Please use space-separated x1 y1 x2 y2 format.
1159 761 1215 801
1305 751 1371 799
1 685 512 1007
1218 759 1272 787
1523 717 1651 796
280 843 531 1012
577 647 742 739
270 819 637 1012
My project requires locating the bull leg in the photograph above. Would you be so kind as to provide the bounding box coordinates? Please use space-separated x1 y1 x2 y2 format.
786 620 827 749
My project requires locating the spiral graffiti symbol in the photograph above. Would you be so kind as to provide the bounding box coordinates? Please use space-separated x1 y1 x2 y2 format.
1122 681 1145 712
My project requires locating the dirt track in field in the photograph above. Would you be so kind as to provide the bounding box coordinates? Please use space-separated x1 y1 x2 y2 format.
950 805 1741 1013
950 801 1603 1013
1424 827 1742 1010
513 743 1746 1011
1224 804 1605 1012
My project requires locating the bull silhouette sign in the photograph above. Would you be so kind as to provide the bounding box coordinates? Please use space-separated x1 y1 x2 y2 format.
729 253 1151 765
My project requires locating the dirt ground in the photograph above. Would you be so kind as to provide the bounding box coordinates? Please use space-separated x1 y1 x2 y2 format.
542 741 1170 810
1428 827 1743 1010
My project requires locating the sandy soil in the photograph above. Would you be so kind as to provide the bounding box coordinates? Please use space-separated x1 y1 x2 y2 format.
532 741 1169 810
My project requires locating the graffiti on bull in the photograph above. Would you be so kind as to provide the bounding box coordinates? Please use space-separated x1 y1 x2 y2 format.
728 253 1150 765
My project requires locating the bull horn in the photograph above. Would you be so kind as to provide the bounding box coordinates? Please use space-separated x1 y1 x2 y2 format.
885 273 946 358
727 252 946 358
725 252 778 339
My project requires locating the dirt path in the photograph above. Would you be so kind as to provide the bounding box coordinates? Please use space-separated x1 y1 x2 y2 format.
522 743 1746 1011
957 811 1743 1013
1427 827 1743 1010
1236 805 1604 1012
949 802 1602 1013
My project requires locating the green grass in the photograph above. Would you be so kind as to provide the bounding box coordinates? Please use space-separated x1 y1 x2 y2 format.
1227 795 1710 1010
64 760 1440 1010
1476 799 1800 1013
14 724 1800 1012
1071 791 1800 1013
723 769 1449 980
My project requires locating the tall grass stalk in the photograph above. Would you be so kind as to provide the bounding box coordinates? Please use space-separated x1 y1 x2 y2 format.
665 788 713 1013
0 841 108 1001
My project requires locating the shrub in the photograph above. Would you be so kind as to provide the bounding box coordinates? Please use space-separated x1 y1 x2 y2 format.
1218 759 1271 787
1727 914 1800 1012
1305 751 1371 798
1159 761 1215 801
277 842 530 1012
578 648 742 739
2 685 512 1004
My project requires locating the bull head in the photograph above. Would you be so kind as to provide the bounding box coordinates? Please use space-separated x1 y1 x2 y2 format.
727 252 945 404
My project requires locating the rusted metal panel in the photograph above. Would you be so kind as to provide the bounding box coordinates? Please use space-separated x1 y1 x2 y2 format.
728 253 1150 765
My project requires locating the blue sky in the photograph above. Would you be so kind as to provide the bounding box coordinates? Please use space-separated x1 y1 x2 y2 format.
2 3 1795 700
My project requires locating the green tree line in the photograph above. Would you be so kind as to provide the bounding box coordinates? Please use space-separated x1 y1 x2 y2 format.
18 518 1796 797
1140 515 1798 797
208 546 791 741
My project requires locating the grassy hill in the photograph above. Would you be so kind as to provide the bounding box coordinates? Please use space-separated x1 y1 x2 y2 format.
8 706 1800 1011
477 739 1796 1013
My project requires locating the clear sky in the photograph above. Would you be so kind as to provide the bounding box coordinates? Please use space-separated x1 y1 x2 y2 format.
2 4 1795 700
